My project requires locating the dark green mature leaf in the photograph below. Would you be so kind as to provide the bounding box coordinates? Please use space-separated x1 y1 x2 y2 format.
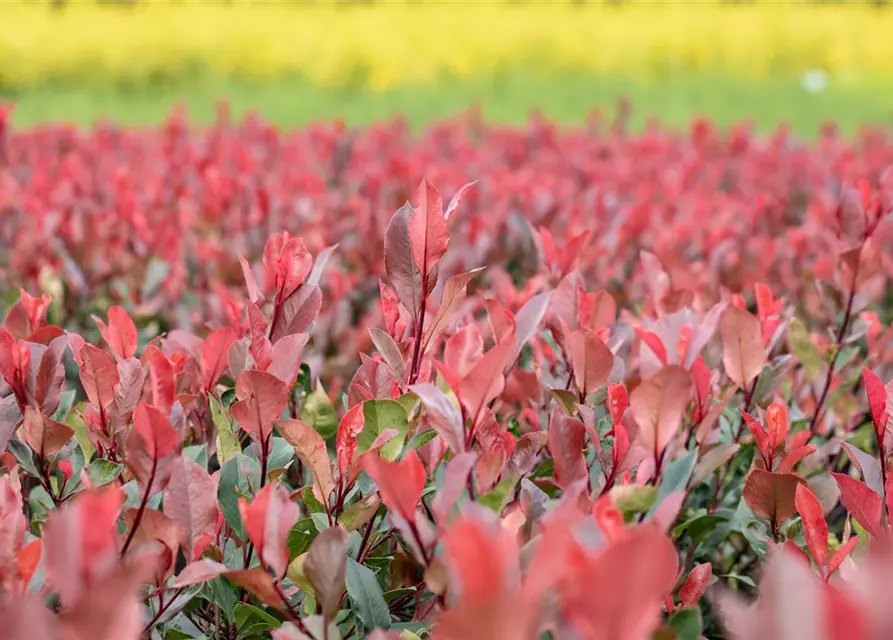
234 603 281 631
205 577 240 622
346 558 391 630
668 607 702 640
287 518 318 558
647 450 697 519
407 429 438 451
8 439 40 477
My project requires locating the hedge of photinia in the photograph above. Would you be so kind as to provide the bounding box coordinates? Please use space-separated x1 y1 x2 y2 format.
1 110 893 638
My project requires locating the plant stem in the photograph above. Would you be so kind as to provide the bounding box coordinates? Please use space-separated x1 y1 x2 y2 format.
141 586 185 638
121 458 157 557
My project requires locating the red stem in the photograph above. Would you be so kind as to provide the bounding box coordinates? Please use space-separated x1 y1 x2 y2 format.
121 457 157 557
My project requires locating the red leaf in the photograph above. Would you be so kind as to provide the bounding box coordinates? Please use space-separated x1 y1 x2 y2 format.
457 332 516 426
409 178 449 277
143 345 175 415
678 562 712 608
441 506 519 604
239 255 262 304
636 328 668 365
766 403 788 449
238 483 300 579
443 180 476 221
384 203 424 318
741 410 771 461
231 370 289 440
270 285 322 343
422 269 484 355
607 382 628 427
305 526 349 620
630 365 692 457
432 451 478 523
17 539 41 589
263 233 312 300
93 306 138 360
827 535 859 577
743 470 806 523
200 327 237 391
411 383 464 453
125 403 181 495
122 508 183 581
164 456 220 561
548 411 587 489
832 473 883 537
864 368 889 444
43 487 124 606
719 306 766 389
21 406 73 458
278 418 336 504
363 449 426 523
335 403 366 478
72 343 119 411
170 559 229 587
795 483 829 574
225 568 285 610
266 332 308 384
568 328 614 398
557 525 679 640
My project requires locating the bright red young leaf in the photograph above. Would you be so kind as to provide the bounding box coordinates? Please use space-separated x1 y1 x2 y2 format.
678 562 712 608
833 473 884 537
420 269 484 356
795 483 829 575
70 341 119 412
766 402 788 449
125 402 181 495
143 345 175 415
363 449 427 523
239 483 300 579
409 178 449 278
864 367 889 443
335 402 366 478
456 332 516 426
200 326 238 392
92 306 138 360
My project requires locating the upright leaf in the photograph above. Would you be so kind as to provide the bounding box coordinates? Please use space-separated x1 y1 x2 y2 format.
239 483 300 579
795 483 829 574
631 365 692 456
305 526 349 621
567 328 614 398
720 307 766 389
408 178 448 278
164 456 219 561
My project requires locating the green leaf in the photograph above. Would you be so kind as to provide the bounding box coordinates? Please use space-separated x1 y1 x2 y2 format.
359 400 409 460
266 436 295 472
218 454 259 542
301 383 339 439
721 573 756 588
204 577 240 622
52 388 76 422
183 444 208 467
647 450 697 519
668 607 702 640
221 388 237 409
383 587 416 603
8 440 40 478
478 472 519 512
406 429 438 451
301 485 327 514
65 403 95 462
234 603 281 631
86 459 124 487
788 318 822 381
211 394 241 464
287 518 318 558
164 629 195 640
296 363 313 397
610 484 657 515
549 388 578 414
346 558 391 630
673 511 728 543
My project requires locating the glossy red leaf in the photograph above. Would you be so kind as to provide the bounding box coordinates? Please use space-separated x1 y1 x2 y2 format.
864 368 889 443
833 473 883 537
124 403 180 495
827 535 859 577
143 345 175 415
548 411 587 489
72 342 119 411
21 405 73 459
363 449 426 523
766 402 788 449
457 332 515 426
384 203 424 318
678 562 712 608
795 483 829 574
335 403 366 478
421 268 484 355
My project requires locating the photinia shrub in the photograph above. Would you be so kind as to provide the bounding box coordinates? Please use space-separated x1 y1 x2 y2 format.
1 114 893 639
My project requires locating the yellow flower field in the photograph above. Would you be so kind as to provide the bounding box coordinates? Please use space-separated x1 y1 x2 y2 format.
1 1 891 92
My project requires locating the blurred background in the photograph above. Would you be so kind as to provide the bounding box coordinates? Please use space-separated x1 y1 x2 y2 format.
1 0 892 137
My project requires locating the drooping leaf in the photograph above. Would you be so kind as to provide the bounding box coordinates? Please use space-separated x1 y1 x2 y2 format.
346 558 392 630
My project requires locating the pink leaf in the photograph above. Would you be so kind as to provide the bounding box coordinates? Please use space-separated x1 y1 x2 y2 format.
200 327 238 391
630 365 692 457
443 181 476 221
384 203 424 318
93 306 138 360
239 483 300 579
411 383 464 453
548 411 587 489
363 450 426 523
170 559 229 587
231 370 289 440
719 306 766 389
270 285 322 343
422 268 485 355
409 178 449 277
864 368 889 444
432 452 478 523
72 343 119 411
568 328 614 398
678 562 713 608
164 456 220 561
457 332 516 426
